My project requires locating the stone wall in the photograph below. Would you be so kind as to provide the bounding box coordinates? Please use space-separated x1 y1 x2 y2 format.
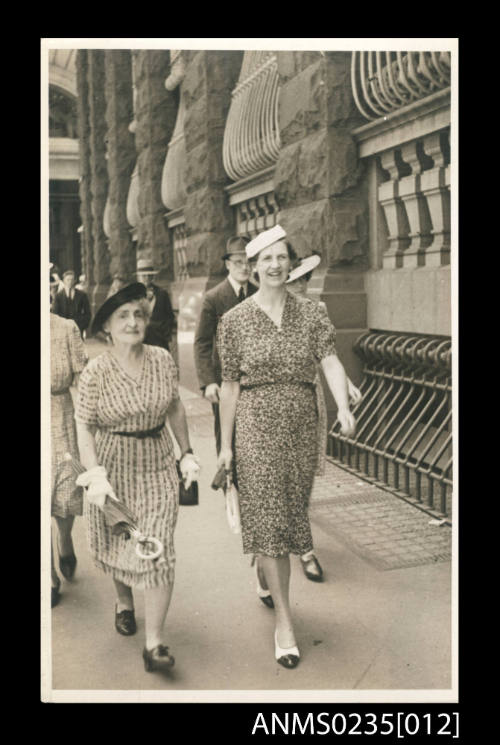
75 50 94 289
365 266 451 336
104 50 136 281
183 50 243 282
274 51 369 420
134 51 177 282
87 51 110 309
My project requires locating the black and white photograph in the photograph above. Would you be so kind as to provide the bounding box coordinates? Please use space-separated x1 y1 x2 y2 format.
41 38 457 711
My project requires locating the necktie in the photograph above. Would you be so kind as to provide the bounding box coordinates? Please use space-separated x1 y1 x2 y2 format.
238 286 245 303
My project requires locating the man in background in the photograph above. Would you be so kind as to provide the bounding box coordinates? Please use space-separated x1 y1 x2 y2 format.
194 235 256 455
136 258 178 367
52 269 91 339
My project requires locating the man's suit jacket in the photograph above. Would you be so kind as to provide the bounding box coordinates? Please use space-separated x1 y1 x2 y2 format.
52 288 91 334
144 283 176 351
194 277 257 391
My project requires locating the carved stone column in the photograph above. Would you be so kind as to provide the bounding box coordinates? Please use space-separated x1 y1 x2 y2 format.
75 50 94 290
399 140 433 268
104 50 136 280
134 50 176 280
183 50 242 282
87 50 110 309
378 148 411 269
420 130 451 266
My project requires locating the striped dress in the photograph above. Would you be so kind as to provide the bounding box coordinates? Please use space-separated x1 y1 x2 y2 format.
74 345 180 590
51 313 88 517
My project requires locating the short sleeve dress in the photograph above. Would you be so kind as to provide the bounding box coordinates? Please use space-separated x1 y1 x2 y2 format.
51 313 88 517
74 345 180 590
217 292 336 557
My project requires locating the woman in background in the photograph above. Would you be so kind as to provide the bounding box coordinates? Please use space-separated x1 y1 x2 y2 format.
50 272 89 607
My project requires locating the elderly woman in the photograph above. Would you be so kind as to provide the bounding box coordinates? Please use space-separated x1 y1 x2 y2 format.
74 282 200 673
51 276 89 607
216 226 356 669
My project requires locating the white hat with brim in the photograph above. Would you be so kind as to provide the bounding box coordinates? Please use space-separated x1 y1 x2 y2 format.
286 253 321 283
245 224 287 259
136 259 159 275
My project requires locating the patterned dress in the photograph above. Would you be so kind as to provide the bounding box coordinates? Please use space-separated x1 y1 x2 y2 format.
51 313 88 517
74 345 180 590
217 292 337 557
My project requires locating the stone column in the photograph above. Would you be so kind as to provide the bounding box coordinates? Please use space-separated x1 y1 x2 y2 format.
87 50 110 309
134 50 176 280
183 50 242 285
75 50 94 289
274 51 368 422
104 50 136 280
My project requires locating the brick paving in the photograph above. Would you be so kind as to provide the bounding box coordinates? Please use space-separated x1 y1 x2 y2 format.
310 459 452 571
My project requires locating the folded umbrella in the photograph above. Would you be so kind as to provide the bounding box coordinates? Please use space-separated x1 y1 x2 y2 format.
64 453 164 561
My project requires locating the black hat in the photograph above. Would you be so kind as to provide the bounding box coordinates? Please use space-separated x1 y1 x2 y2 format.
90 282 147 336
221 235 251 261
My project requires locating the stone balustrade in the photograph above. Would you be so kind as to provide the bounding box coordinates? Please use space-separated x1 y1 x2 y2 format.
377 128 450 269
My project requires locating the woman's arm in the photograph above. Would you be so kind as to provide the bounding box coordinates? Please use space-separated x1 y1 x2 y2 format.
166 397 192 455
320 354 356 437
75 421 99 469
217 380 240 470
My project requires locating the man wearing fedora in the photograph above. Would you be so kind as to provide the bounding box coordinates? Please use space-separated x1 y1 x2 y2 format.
136 259 178 365
52 269 91 338
194 235 257 456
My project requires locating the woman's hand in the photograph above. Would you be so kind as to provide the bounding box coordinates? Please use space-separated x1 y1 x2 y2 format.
76 465 118 508
204 383 221 404
337 407 356 438
179 452 201 489
347 379 363 406
217 447 233 474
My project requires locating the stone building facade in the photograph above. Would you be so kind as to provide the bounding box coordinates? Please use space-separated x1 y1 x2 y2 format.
52 47 453 518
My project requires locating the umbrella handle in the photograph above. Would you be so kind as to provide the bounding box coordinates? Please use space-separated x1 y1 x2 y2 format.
134 535 163 561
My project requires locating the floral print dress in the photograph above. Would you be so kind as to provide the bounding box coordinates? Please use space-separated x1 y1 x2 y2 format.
217 292 337 557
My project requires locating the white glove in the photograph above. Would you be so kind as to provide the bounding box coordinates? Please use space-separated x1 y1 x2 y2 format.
76 465 117 508
179 452 201 490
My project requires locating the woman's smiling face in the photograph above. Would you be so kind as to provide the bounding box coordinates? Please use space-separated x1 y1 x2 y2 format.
103 301 147 345
255 241 291 287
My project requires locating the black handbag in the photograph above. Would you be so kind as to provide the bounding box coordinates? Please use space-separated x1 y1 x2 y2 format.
176 460 199 506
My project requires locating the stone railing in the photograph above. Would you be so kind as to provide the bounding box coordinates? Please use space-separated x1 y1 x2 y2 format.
351 51 451 121
224 166 279 238
351 54 451 270
222 51 281 182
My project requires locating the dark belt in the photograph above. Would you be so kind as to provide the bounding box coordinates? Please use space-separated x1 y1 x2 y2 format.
240 382 315 392
111 422 165 439
51 388 70 396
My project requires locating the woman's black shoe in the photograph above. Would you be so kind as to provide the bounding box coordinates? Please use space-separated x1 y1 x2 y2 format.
59 552 77 581
143 645 175 672
115 606 136 636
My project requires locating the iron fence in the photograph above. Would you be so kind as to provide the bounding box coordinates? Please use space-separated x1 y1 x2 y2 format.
328 331 452 520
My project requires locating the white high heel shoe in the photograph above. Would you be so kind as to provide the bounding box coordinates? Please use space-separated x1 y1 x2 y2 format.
274 630 300 669
253 555 274 609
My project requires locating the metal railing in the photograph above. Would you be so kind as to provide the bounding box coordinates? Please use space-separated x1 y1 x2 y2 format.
222 51 281 181
351 51 451 121
328 331 452 520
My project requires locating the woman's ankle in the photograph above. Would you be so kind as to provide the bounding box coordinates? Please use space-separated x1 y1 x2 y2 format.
116 600 134 613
